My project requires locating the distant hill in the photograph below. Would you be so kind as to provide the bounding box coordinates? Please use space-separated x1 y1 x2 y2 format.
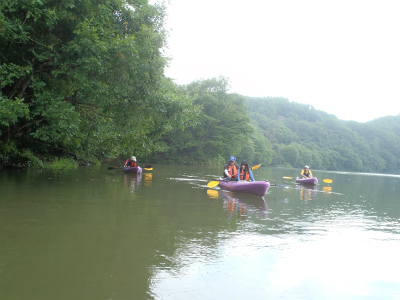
245 97 400 174
140 78 399 174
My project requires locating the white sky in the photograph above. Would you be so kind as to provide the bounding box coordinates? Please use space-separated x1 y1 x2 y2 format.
162 0 400 123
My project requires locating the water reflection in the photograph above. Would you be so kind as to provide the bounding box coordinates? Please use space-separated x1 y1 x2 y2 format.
223 192 249 219
206 189 219 199
206 189 268 219
2 166 399 300
269 183 334 203
296 184 318 202
124 173 142 192
144 172 153 186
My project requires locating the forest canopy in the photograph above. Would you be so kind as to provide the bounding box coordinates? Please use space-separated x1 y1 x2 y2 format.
244 97 400 174
1 0 399 174
1 0 198 167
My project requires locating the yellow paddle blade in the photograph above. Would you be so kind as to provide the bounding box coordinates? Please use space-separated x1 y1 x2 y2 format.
323 179 333 183
283 176 294 179
207 181 220 188
251 164 261 170
144 167 153 171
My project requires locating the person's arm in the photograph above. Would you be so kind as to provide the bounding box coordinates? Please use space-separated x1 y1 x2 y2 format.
124 159 129 167
224 165 230 178
309 171 313 177
249 170 255 181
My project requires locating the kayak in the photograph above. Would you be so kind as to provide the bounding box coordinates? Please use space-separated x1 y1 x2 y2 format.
296 177 318 185
218 180 270 197
123 166 142 174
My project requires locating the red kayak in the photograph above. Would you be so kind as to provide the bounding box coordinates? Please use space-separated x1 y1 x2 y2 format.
123 166 142 174
296 177 318 185
218 181 270 197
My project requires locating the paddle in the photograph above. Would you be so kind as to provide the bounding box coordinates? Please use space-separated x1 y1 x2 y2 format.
207 181 220 188
207 164 261 188
108 166 122 170
283 176 333 183
108 165 153 170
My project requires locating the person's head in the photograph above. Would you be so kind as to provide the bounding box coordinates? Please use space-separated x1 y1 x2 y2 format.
229 156 236 164
240 160 248 168
240 161 249 172
132 156 136 161
304 165 309 170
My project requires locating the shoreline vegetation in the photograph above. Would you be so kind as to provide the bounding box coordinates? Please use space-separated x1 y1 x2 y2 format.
1 1 399 173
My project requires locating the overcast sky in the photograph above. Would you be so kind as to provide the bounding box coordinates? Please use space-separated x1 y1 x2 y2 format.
162 0 400 123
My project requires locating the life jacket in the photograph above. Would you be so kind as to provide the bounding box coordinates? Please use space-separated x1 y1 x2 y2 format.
126 160 138 167
302 169 310 177
240 170 250 181
227 164 238 178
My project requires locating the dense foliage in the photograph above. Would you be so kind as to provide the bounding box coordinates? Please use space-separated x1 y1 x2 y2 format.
144 77 256 165
1 0 197 167
246 97 400 174
1 1 399 174
146 91 400 174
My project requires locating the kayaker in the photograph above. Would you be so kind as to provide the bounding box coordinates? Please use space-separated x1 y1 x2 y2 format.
239 161 255 182
301 165 313 178
223 156 239 181
124 156 138 168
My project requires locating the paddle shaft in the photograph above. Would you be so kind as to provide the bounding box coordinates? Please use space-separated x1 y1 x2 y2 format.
108 165 153 170
283 176 332 183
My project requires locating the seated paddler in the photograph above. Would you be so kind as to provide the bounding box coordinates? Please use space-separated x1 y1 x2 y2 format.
124 156 138 168
223 156 239 181
239 161 255 182
301 165 313 178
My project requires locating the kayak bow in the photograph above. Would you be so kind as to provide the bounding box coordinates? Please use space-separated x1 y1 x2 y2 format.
218 180 270 197
295 177 318 185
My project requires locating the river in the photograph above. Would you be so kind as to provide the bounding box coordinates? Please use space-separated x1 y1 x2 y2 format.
1 164 399 300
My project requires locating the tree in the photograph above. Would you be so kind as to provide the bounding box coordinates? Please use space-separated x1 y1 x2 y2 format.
152 78 253 165
245 97 400 173
1 0 197 167
281 144 299 167
250 128 273 166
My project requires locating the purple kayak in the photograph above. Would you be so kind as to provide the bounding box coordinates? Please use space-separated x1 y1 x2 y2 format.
218 180 270 197
123 166 142 174
296 177 318 185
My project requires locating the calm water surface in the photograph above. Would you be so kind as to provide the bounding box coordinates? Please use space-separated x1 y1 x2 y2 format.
1 165 399 300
